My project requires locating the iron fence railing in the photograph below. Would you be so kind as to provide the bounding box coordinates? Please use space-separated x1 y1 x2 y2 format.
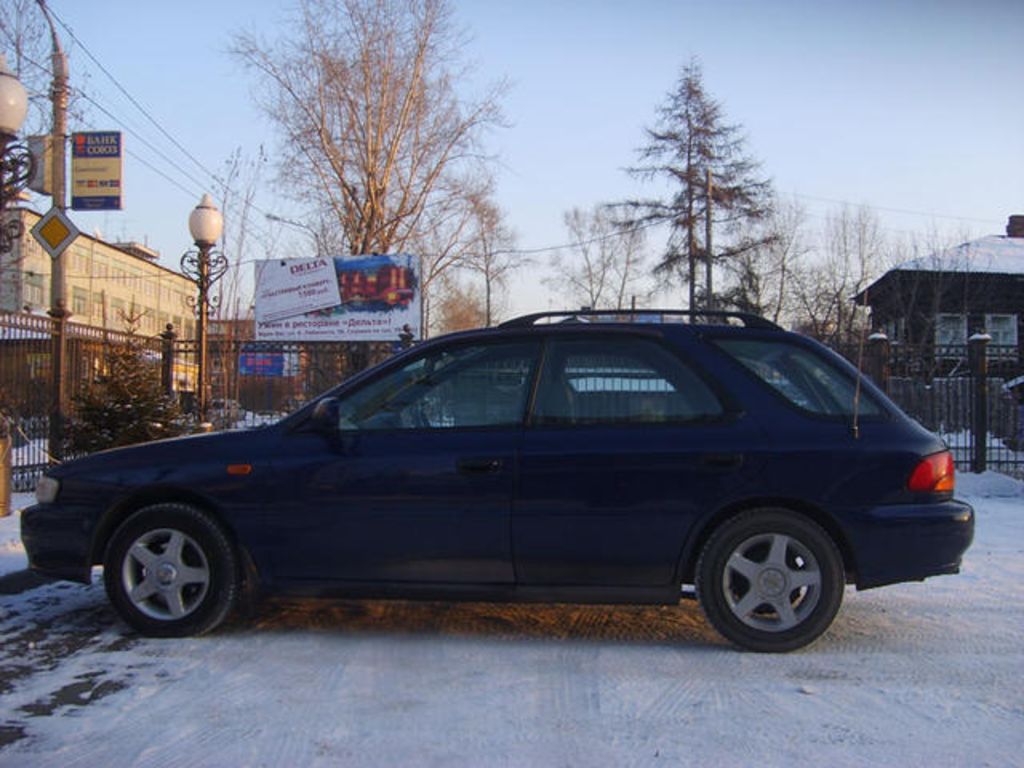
4 311 1023 489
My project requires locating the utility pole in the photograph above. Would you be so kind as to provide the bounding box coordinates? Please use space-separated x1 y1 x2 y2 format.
38 0 69 461
705 168 714 312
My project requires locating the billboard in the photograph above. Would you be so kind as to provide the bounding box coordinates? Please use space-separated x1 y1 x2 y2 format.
255 254 420 341
71 132 123 210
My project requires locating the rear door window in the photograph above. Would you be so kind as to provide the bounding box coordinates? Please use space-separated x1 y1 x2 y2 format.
532 337 724 426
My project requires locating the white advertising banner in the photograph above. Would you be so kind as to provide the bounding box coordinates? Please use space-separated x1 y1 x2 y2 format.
254 257 342 324
255 254 421 342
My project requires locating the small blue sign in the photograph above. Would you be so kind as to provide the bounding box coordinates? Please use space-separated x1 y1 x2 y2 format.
239 352 286 377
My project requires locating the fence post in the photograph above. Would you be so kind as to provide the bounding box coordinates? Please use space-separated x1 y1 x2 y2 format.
48 310 68 463
160 324 177 397
867 331 890 393
968 332 991 474
0 419 10 518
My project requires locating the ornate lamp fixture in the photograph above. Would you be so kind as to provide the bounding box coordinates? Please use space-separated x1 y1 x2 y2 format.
180 193 227 423
0 53 33 254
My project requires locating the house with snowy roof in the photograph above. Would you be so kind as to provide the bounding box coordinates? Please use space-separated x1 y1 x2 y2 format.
854 215 1024 369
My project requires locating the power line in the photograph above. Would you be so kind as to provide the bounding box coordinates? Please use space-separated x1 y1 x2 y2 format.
786 191 1003 227
48 6 216 185
76 92 209 196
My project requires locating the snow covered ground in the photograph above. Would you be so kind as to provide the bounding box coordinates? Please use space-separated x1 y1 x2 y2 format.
0 474 1021 767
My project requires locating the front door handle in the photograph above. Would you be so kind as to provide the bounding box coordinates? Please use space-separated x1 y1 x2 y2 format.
457 457 503 474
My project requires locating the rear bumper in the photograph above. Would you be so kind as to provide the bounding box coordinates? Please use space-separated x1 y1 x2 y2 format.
849 499 974 590
20 503 94 584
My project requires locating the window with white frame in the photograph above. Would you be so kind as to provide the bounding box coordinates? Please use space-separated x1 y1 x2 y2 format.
985 314 1018 350
935 314 967 347
24 273 46 308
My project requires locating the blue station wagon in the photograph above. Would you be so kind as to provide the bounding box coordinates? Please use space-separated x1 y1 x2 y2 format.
22 310 975 651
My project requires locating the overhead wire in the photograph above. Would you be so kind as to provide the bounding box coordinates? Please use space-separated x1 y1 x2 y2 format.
15 11 1004 271
48 5 215 184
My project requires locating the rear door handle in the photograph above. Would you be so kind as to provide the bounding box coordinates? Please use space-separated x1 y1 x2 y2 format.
457 457 503 474
699 453 744 471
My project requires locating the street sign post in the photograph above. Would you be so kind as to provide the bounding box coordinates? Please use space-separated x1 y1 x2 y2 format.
70 131 123 210
30 206 79 259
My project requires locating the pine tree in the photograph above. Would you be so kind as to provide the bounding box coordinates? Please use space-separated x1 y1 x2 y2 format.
66 329 186 455
622 60 773 310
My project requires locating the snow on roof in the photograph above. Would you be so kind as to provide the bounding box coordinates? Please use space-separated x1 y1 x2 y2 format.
896 235 1024 275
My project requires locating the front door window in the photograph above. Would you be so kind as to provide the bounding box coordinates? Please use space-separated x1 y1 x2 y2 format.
337 341 539 430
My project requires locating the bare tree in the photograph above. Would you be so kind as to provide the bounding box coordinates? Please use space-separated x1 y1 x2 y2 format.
792 205 884 346
547 206 648 310
231 0 505 257
433 274 485 333
719 197 808 325
460 190 518 326
409 172 488 335
215 147 267 325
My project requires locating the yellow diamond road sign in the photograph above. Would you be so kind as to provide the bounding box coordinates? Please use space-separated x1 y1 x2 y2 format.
31 207 80 259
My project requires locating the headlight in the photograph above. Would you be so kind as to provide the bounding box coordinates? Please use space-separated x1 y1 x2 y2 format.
35 476 60 504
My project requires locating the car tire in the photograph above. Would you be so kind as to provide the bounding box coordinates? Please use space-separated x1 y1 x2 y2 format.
103 503 239 638
696 509 844 652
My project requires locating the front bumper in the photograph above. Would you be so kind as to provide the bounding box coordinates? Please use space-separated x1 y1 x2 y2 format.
20 503 95 583
848 499 974 590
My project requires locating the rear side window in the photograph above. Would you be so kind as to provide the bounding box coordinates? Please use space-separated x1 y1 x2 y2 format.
715 338 882 417
533 337 724 426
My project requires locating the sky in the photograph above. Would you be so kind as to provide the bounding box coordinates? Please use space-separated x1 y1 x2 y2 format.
7 0 1024 316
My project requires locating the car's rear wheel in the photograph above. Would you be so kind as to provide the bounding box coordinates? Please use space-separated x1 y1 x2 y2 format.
103 503 238 637
696 509 844 652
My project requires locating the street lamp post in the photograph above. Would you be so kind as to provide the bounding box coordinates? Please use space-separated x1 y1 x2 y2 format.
180 194 226 425
0 54 31 515
0 53 33 253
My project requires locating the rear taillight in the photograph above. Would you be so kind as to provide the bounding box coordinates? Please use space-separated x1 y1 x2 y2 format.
907 451 955 493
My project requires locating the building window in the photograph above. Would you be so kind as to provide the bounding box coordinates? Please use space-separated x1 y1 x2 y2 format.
110 298 126 326
985 314 1018 348
24 273 46 308
882 318 907 344
935 314 967 347
72 287 89 316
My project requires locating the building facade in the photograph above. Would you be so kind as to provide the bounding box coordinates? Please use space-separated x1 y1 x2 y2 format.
854 216 1024 367
1 208 196 338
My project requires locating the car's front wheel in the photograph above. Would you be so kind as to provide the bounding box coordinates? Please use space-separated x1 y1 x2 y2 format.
103 503 238 637
696 509 844 652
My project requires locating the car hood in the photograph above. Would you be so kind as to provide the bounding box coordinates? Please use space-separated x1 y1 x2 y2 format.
49 427 273 479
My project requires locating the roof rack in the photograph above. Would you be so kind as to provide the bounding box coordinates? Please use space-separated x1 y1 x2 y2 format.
499 309 781 330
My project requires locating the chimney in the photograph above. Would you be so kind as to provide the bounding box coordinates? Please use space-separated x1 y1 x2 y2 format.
1008 215 1024 238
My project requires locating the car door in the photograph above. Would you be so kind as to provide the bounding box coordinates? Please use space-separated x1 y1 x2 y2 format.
265 339 540 584
515 333 763 588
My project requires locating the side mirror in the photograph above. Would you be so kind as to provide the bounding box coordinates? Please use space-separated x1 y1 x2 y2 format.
310 397 340 432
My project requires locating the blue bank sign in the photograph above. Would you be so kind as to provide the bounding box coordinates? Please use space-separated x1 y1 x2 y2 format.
71 131 123 210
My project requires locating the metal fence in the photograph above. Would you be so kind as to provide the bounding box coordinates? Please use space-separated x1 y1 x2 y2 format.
4 311 1023 491
0 311 398 490
838 337 1024 479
